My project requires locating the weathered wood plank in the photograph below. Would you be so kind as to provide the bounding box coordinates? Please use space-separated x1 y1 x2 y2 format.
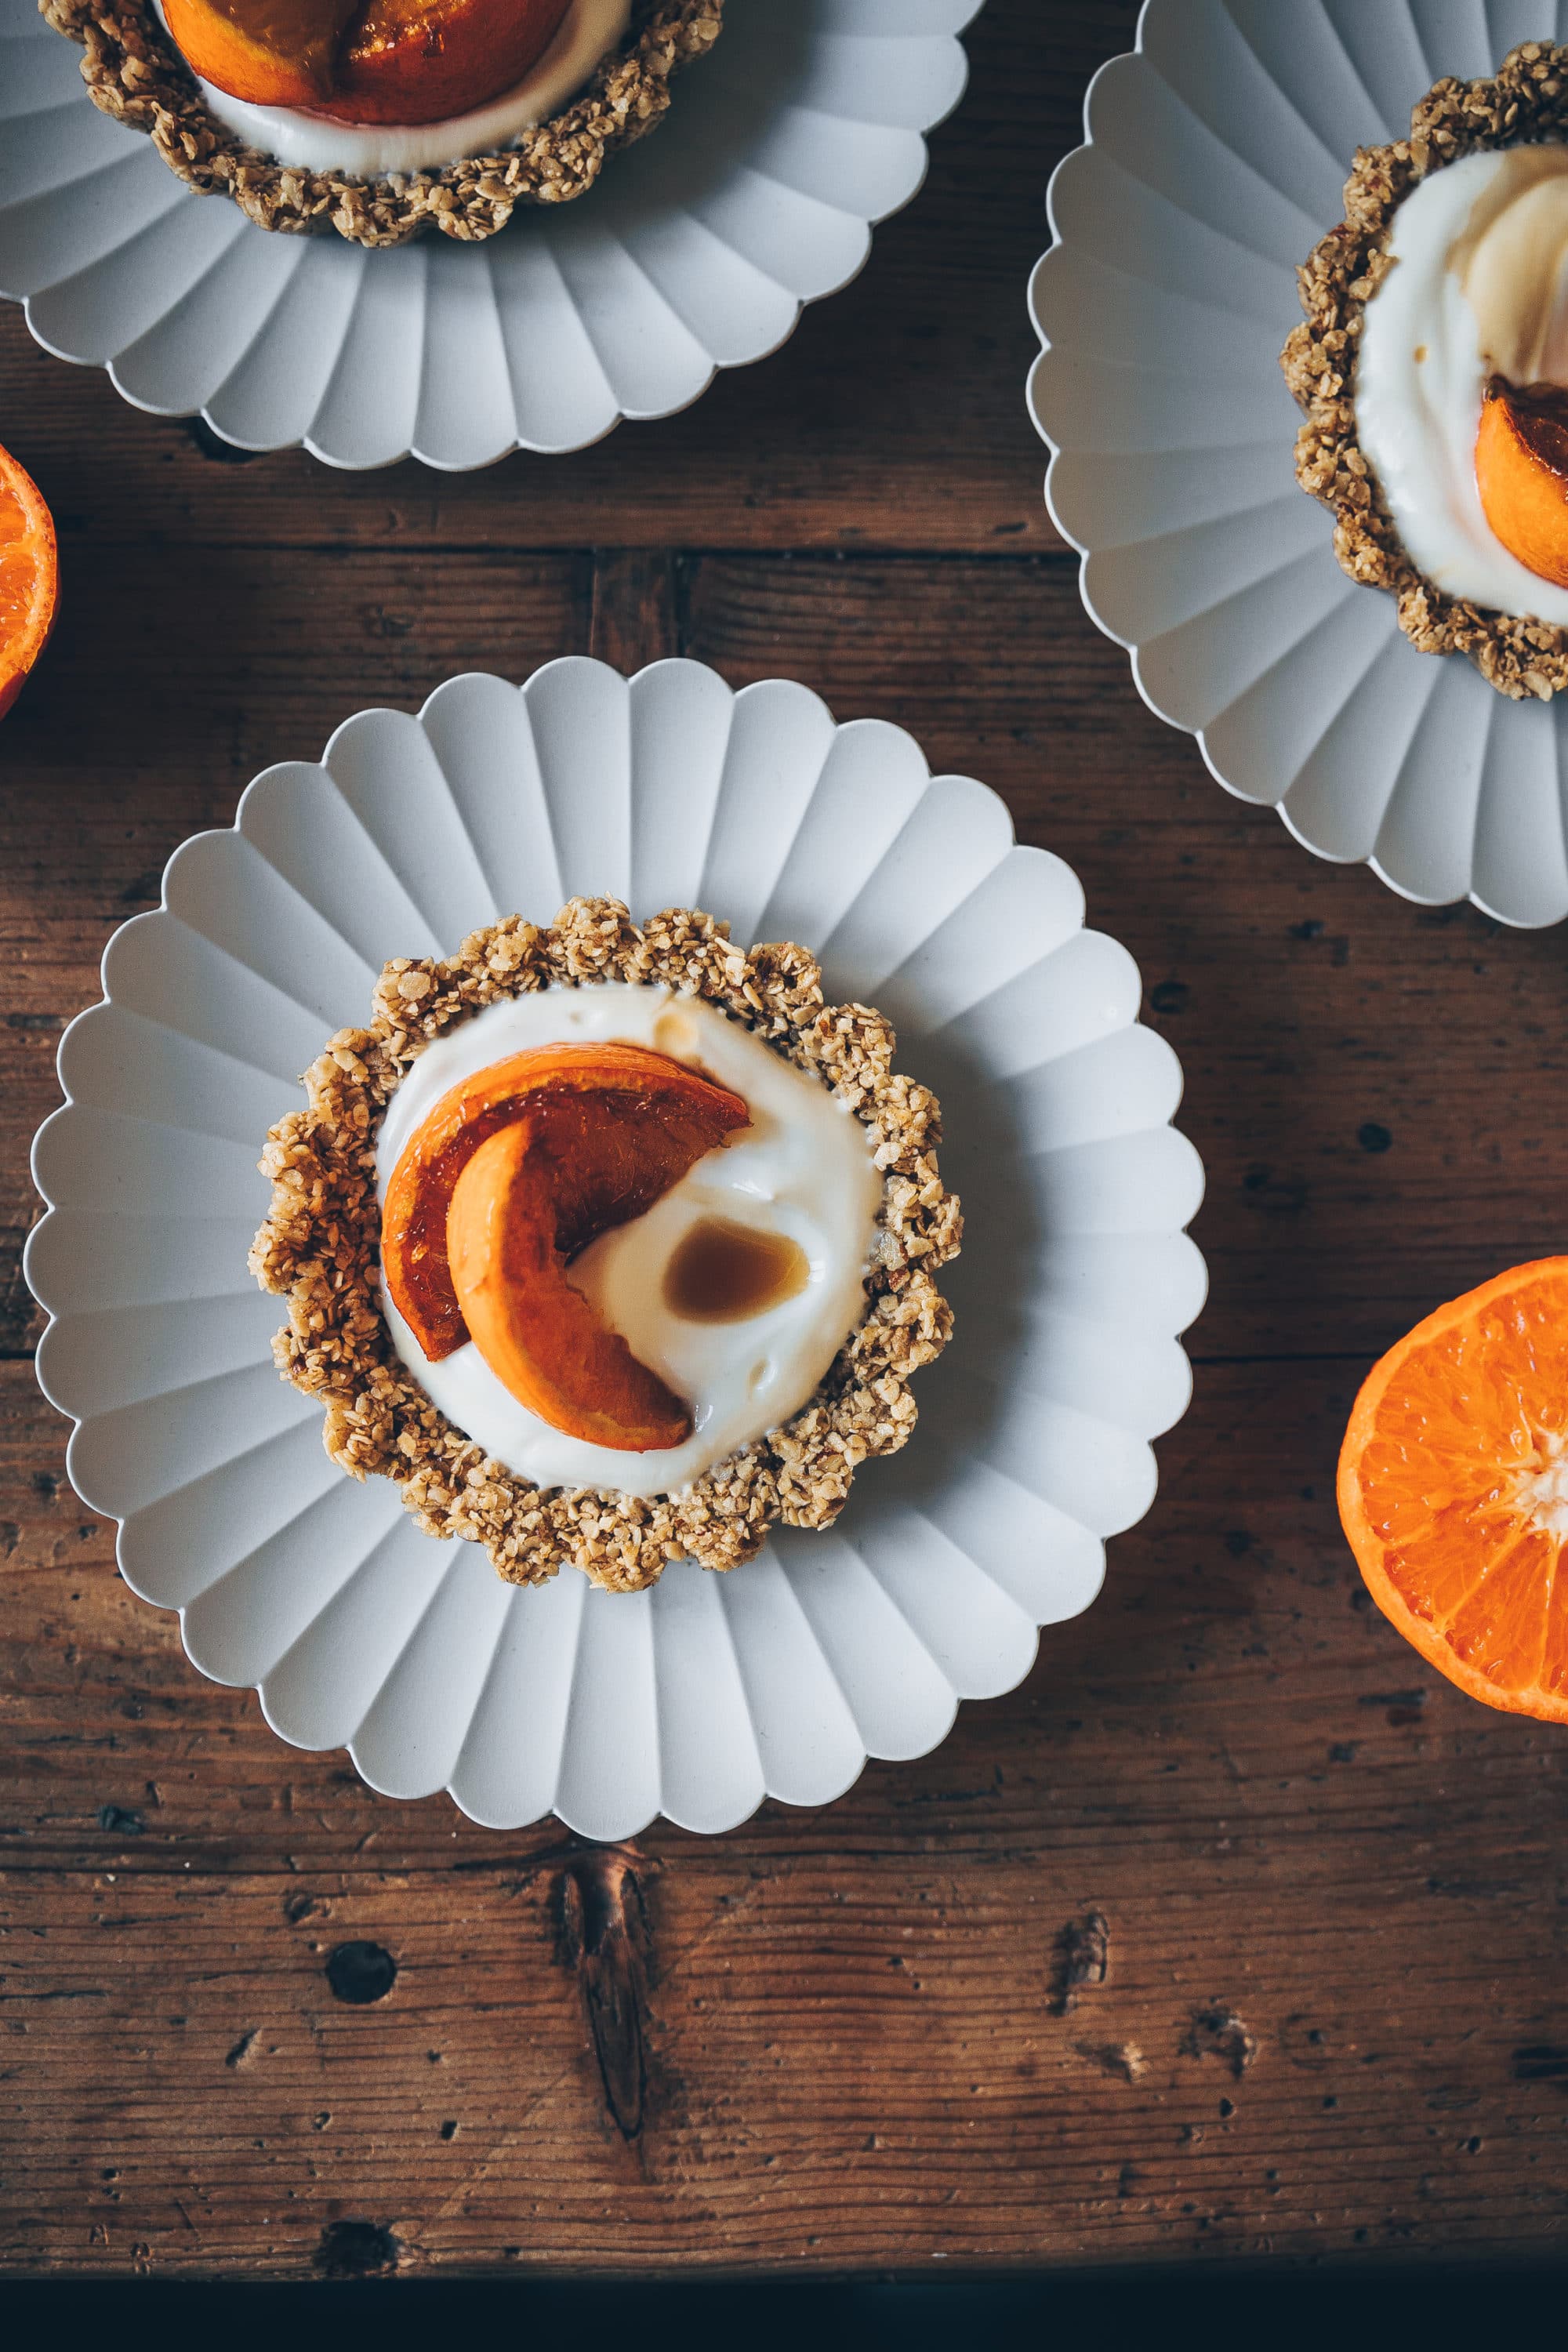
6 549 1566 1367
8 1852 1564 2274
3 1335 1567 2275
8 1346 1565 1847
0 547 590 1355
4 0 1568 2281
679 556 1568 1362
0 0 1137 559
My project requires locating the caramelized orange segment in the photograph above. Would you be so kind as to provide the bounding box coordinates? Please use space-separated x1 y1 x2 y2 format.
165 0 575 124
1338 1257 1568 1721
329 0 575 125
448 1119 692 1454
383 1041 750 1362
164 0 361 105
1475 378 1568 588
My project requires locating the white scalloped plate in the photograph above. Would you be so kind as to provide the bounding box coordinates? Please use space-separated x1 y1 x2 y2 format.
0 0 981 467
1029 0 1568 928
27 657 1206 1838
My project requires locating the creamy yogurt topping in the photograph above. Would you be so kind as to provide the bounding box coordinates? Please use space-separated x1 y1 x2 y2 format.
184 0 632 175
375 985 884 1501
1357 145 1568 623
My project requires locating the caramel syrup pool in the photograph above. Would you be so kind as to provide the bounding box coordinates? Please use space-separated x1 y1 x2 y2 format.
662 1218 809 1325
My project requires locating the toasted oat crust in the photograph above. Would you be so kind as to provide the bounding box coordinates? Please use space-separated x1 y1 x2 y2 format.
39 0 723 248
1282 41 1568 701
249 900 962 1596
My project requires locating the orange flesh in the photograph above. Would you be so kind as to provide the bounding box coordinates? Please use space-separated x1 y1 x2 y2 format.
163 0 361 103
164 0 574 125
0 445 57 724
1475 379 1568 589
1338 1258 1568 1721
448 1120 691 1454
383 1042 750 1363
383 1043 750 1450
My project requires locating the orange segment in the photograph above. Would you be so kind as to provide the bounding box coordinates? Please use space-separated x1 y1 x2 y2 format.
1475 379 1568 587
448 1117 692 1455
165 0 575 124
1338 1258 1568 1719
383 1041 750 1364
0 444 57 722
330 0 575 126
162 0 361 105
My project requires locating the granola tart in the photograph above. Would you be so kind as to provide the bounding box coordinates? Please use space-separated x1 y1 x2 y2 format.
249 898 963 1596
40 0 724 248
1283 41 1568 702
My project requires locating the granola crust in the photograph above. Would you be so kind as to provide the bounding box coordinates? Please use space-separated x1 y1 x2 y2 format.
1281 40 1568 702
249 899 963 1596
38 0 724 248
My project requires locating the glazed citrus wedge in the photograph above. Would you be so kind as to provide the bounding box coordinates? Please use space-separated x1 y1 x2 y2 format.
1475 379 1568 588
162 0 362 105
383 1042 750 1447
0 444 57 722
328 0 574 125
165 0 574 124
448 1115 693 1454
1338 1258 1568 1720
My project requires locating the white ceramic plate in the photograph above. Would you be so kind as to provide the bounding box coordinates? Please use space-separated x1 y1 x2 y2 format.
1029 0 1568 928
0 0 981 467
27 656 1206 1838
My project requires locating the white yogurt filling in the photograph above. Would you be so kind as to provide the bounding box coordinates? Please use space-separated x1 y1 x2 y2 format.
375 985 884 1501
1356 145 1568 624
184 0 632 176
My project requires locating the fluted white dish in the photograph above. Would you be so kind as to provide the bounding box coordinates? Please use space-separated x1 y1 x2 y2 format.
27 657 1205 1837
1029 0 1568 927
0 0 981 467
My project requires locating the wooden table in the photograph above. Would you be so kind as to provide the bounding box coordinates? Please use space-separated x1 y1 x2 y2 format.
4 0 1566 2281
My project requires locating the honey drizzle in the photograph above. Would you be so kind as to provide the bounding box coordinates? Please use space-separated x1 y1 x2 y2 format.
662 1218 809 1326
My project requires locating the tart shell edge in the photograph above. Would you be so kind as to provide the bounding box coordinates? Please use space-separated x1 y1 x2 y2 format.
1281 39 1568 703
39 0 724 249
249 898 963 1596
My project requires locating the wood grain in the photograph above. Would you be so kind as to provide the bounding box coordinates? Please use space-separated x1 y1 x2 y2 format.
5 1350 1568 2271
0 0 1137 559
3 0 1568 2281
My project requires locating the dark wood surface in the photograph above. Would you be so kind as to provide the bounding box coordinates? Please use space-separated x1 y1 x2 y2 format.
4 0 1568 2281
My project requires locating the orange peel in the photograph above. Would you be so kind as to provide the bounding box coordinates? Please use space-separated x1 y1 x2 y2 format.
1338 1257 1568 1720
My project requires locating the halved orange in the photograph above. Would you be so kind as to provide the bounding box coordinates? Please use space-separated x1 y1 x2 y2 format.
0 443 56 721
1338 1258 1568 1721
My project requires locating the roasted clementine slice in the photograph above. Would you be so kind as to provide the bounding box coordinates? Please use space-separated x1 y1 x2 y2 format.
165 0 575 123
383 1040 749 1363
1475 379 1568 588
162 0 361 106
448 1116 691 1454
0 444 57 723
330 0 575 125
1338 1258 1568 1721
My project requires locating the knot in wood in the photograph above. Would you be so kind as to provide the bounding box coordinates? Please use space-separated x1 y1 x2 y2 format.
558 1849 652 2141
314 2219 403 2277
325 1940 398 2005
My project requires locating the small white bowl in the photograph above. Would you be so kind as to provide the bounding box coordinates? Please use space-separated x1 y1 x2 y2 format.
1029 0 1568 928
27 655 1205 1839
0 0 981 466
